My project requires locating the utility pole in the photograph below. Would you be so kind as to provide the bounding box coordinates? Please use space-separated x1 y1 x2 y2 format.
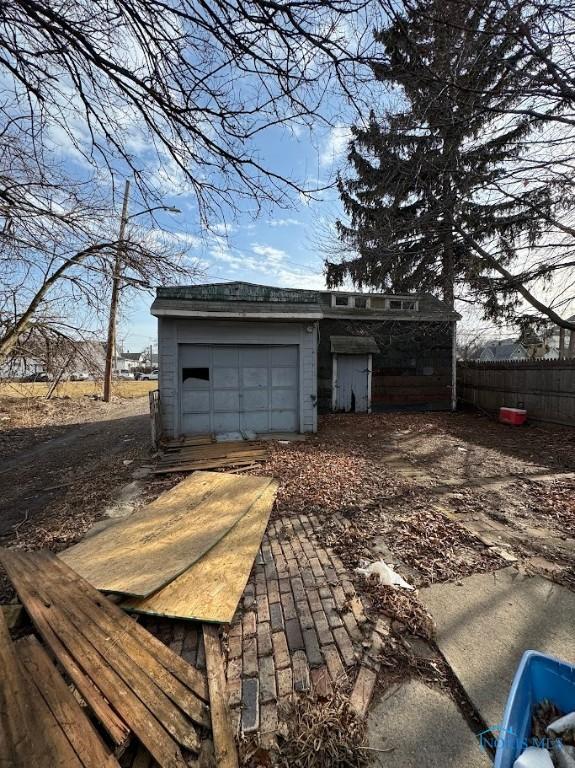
103 179 130 402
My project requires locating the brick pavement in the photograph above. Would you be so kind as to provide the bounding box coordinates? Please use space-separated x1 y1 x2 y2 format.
139 512 377 754
223 513 374 746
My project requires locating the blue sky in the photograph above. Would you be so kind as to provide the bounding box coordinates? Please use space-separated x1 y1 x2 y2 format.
119 122 353 352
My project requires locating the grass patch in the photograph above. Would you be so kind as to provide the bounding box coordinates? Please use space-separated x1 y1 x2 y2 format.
0 380 157 399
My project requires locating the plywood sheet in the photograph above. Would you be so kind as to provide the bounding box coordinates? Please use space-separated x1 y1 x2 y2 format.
61 472 274 597
124 482 277 623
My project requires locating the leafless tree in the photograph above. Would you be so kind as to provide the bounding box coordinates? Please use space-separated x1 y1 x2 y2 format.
2 0 379 219
0 118 196 362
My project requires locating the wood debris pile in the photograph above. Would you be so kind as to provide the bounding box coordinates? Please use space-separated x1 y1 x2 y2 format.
277 692 369 768
390 510 505 584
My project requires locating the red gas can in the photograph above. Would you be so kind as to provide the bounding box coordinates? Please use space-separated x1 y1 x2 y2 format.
499 407 527 425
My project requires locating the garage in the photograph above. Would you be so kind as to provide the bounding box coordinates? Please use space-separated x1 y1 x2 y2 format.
180 344 299 434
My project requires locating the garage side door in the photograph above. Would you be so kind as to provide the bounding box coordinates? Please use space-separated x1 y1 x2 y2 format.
179 344 299 435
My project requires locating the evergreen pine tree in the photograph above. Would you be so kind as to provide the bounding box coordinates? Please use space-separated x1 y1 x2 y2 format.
327 0 547 310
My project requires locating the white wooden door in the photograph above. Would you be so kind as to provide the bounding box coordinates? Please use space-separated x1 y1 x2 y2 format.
335 355 369 412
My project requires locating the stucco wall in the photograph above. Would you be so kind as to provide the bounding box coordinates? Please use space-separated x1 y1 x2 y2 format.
317 318 454 412
158 318 317 437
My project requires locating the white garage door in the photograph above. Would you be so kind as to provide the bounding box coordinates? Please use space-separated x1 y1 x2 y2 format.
180 344 299 434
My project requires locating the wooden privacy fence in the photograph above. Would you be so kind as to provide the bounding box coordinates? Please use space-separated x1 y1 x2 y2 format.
457 359 575 427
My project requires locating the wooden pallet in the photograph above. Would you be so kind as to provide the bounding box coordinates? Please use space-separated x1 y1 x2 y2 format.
0 550 210 768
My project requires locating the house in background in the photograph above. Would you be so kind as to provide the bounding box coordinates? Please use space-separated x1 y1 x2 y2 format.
477 339 527 362
151 281 459 438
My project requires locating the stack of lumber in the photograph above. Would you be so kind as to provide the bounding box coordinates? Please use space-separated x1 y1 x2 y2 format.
62 471 278 622
154 439 269 474
0 550 210 768
0 608 120 767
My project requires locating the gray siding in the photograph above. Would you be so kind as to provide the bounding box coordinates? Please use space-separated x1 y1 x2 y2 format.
158 318 317 437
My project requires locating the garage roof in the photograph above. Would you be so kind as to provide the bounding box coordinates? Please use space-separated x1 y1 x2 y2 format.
330 336 380 354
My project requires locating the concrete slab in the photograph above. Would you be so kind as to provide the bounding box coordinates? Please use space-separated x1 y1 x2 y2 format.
420 568 575 728
367 680 491 767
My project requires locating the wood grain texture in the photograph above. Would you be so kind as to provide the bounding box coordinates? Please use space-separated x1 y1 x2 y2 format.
0 610 39 766
0 551 130 748
0 550 189 768
124 482 277 624
45 552 208 702
60 472 273 597
203 625 239 768
15 635 120 768
38 554 209 725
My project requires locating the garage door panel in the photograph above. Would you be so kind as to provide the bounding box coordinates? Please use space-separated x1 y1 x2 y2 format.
271 346 298 365
242 367 268 388
241 411 269 433
182 390 210 412
271 388 297 409
213 347 238 365
180 343 299 435
180 346 210 366
272 367 297 388
182 412 211 433
213 411 240 433
242 389 268 410
213 390 240 411
212 366 239 388
240 348 269 366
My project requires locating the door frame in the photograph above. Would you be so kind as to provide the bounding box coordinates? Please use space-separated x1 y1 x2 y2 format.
332 353 373 413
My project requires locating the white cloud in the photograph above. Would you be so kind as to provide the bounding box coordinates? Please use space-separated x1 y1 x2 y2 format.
320 124 352 167
267 218 303 228
251 244 287 264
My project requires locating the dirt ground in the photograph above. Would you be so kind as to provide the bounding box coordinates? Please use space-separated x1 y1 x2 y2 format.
1 402 574 764
0 395 164 601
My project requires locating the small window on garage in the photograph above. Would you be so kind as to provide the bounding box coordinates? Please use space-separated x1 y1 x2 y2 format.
354 296 368 308
389 299 403 310
334 295 350 306
182 367 210 383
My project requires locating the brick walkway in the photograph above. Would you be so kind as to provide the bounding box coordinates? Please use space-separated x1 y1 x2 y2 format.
223 513 377 747
139 512 379 757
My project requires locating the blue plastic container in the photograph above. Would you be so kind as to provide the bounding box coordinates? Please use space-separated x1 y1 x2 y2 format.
494 650 575 768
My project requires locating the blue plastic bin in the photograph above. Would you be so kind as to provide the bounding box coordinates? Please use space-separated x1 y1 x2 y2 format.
494 650 575 768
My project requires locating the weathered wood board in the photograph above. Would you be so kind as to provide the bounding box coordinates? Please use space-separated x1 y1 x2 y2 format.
124 481 277 623
0 549 208 768
60 472 274 597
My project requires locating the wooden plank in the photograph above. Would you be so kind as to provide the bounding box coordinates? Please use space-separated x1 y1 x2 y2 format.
15 635 120 768
0 611 39 765
203 625 239 768
1 551 189 768
0 552 130 748
160 441 262 458
125 482 277 624
60 472 273 597
152 457 267 475
44 552 208 703
8 552 201 752
157 449 266 465
19 659 85 768
36 553 209 729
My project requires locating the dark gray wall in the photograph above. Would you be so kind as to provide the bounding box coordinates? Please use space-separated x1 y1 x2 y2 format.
318 319 454 412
